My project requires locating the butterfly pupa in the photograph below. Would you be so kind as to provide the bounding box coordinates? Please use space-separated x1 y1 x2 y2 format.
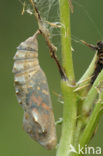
13 32 57 149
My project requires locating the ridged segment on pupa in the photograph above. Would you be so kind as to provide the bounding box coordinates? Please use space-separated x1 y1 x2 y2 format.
13 33 57 149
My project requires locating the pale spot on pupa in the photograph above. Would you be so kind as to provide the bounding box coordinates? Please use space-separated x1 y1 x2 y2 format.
32 109 39 122
42 80 46 84
37 86 40 90
14 75 26 84
42 90 49 95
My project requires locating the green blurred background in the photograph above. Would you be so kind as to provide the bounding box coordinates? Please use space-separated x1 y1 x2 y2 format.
0 0 103 155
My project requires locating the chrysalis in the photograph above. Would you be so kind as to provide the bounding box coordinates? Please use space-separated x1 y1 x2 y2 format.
13 32 57 149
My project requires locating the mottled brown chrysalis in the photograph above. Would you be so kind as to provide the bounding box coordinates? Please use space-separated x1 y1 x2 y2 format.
13 32 57 149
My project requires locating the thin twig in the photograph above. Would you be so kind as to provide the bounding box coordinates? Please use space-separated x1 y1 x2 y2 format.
68 0 74 13
29 0 67 80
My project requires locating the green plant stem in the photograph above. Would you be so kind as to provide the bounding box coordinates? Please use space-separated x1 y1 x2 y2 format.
83 70 103 113
73 70 103 156
78 91 103 155
73 120 82 148
59 0 75 81
57 81 77 156
78 54 97 84
57 1 77 156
